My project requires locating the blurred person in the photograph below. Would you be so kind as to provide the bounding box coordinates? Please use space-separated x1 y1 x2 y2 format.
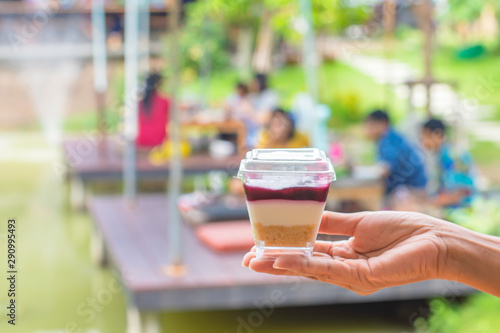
225 82 257 148
229 108 309 198
243 210 500 297
421 118 476 208
225 82 252 115
136 72 170 148
364 110 427 195
257 108 309 149
107 14 123 51
249 73 280 125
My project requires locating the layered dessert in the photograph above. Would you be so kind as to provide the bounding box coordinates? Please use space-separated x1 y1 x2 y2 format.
237 148 335 258
244 184 330 248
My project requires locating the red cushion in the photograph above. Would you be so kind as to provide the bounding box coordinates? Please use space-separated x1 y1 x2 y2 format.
196 220 254 253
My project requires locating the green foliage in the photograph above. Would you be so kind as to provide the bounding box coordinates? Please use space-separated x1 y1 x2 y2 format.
176 0 373 72
193 0 260 26
419 293 500 333
447 197 500 236
315 1 371 33
444 0 485 23
270 0 372 44
324 90 362 128
171 1 232 78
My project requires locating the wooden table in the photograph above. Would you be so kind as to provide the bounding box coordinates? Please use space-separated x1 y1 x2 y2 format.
183 119 247 153
329 178 385 211
88 194 476 333
62 137 243 209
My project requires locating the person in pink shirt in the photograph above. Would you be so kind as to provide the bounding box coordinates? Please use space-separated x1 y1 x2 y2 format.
136 73 170 148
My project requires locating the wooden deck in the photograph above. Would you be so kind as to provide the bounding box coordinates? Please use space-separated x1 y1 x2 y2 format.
63 137 243 181
88 194 476 315
63 137 244 209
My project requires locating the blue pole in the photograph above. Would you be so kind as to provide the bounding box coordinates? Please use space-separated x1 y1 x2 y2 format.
139 0 150 75
91 0 108 151
91 0 107 94
124 0 140 204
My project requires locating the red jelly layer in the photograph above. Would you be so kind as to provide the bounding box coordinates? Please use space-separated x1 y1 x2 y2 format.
243 184 330 202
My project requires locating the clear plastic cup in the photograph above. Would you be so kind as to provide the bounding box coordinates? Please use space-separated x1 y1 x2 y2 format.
237 148 336 259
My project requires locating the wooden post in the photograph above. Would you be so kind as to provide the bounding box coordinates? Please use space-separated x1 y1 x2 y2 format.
198 16 212 108
299 0 319 102
252 10 274 74
422 0 433 116
383 0 396 110
164 0 186 275
236 27 253 79
95 92 106 153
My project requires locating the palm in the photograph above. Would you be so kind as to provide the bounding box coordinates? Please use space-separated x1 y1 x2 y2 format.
243 211 446 295
339 212 442 283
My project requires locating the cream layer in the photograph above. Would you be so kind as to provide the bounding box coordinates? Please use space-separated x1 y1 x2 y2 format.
246 199 326 227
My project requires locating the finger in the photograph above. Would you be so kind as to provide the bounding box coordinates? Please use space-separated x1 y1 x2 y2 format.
266 257 368 294
313 240 353 256
312 240 334 254
247 252 330 275
248 255 373 294
243 246 331 267
242 251 257 267
248 258 312 277
319 211 366 236
273 255 356 283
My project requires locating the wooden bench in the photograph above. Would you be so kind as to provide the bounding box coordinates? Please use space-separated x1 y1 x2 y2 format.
88 194 476 333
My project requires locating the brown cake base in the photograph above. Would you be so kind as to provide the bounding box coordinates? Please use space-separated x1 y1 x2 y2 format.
253 222 318 247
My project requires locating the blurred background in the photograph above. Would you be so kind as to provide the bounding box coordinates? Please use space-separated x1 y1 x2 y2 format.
1 0 500 332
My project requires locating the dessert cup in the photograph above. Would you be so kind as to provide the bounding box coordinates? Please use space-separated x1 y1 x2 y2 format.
237 148 335 259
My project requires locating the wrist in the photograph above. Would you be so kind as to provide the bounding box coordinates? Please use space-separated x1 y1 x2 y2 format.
435 221 473 282
436 220 500 295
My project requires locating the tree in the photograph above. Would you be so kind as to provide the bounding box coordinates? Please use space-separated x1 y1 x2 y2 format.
175 0 372 76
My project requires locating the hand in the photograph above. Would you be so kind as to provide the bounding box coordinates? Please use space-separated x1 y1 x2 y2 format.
243 211 449 295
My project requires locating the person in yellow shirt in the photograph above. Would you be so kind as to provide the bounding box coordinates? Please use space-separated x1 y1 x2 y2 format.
257 108 310 149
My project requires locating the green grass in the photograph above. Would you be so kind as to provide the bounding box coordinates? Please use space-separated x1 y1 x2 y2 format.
367 34 500 120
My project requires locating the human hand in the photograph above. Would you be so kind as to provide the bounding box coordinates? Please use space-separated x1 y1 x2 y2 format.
243 211 449 295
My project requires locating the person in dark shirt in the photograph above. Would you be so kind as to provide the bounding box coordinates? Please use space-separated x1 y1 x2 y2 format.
364 110 427 194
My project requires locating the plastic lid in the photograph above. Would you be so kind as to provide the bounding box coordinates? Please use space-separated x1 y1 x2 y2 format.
237 148 335 180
